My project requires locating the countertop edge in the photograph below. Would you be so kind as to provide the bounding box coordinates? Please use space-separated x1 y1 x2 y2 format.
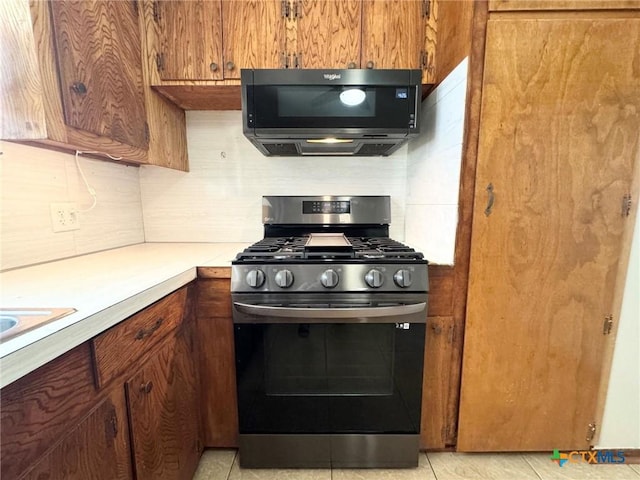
0 268 197 389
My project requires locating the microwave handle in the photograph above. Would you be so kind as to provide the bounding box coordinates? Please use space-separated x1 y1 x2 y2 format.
233 302 426 323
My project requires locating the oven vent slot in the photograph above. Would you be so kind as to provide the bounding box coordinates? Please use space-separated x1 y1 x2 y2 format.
264 143 299 155
357 144 396 156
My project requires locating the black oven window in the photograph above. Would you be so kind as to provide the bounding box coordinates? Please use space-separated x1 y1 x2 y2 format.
234 322 425 435
264 324 394 396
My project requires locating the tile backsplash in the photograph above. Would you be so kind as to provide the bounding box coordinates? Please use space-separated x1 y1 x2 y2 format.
140 111 409 242
0 142 144 271
406 58 468 264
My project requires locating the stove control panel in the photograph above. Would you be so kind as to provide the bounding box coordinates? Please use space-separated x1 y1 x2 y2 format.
232 264 428 293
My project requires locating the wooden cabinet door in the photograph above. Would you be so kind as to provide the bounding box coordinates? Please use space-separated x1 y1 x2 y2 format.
458 17 640 451
197 275 239 447
156 0 223 80
361 0 425 70
126 332 200 480
49 0 148 149
24 388 132 480
221 0 285 78
295 0 361 69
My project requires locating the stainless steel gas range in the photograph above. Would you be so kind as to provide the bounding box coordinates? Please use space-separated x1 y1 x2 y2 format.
231 196 429 469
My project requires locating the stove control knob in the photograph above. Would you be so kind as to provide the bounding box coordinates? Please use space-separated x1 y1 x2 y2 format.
274 269 294 288
246 269 266 288
320 269 339 288
393 269 413 288
365 269 384 288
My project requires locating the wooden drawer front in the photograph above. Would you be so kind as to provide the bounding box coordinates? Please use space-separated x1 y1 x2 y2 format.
92 287 188 388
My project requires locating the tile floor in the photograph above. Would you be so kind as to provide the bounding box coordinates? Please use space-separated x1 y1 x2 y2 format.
194 449 640 480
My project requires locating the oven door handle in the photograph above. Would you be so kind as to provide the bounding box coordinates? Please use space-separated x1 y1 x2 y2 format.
233 302 427 323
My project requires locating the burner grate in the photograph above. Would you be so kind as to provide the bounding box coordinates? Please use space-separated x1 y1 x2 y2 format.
235 235 423 262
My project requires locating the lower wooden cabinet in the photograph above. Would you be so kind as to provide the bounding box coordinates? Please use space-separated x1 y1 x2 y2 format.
196 268 239 447
24 388 133 480
0 343 104 479
126 322 201 480
0 285 201 480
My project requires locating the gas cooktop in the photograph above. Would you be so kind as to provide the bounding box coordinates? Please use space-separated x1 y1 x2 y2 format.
233 235 425 263
231 196 428 294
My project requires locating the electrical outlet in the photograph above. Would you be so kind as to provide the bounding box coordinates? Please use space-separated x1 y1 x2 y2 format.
50 202 79 232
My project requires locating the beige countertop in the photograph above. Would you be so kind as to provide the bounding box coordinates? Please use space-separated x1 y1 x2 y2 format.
0 242 249 388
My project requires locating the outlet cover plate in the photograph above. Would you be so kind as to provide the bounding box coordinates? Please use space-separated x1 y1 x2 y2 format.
50 202 79 232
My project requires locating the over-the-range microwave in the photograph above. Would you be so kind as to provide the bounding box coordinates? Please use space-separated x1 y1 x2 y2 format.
241 69 422 157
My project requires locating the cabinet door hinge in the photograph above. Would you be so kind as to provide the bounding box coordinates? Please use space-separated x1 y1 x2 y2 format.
281 52 290 69
132 0 139 16
144 122 150 145
420 50 427 69
603 315 614 335
293 53 301 69
155 52 164 72
281 0 290 18
423 0 431 18
293 0 302 18
586 423 597 442
622 194 632 217
152 1 161 22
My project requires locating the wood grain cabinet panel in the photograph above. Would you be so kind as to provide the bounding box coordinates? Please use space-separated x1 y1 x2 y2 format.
489 0 640 11
92 287 188 388
0 0 46 139
24 388 133 480
361 0 426 72
0 343 100 480
141 0 440 108
222 0 285 78
295 0 361 69
49 0 148 150
126 327 201 480
156 0 223 81
458 17 640 451
197 276 239 447
2 0 188 170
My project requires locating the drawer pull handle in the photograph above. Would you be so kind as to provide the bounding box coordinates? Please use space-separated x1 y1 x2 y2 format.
484 183 495 216
140 381 153 394
135 317 164 340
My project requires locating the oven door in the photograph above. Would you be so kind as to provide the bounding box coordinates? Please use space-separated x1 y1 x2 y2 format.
232 293 426 438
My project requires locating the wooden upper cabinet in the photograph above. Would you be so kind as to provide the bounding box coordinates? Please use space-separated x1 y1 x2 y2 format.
295 0 361 69
222 0 285 79
361 0 426 71
155 0 223 81
49 0 148 150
